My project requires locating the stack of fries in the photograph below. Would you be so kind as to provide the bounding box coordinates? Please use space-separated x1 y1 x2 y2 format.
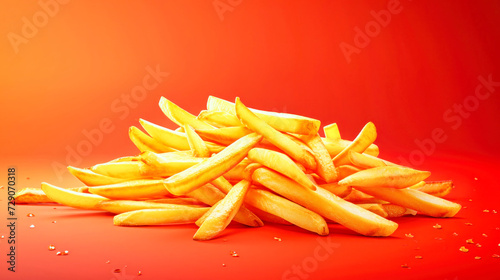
16 96 461 241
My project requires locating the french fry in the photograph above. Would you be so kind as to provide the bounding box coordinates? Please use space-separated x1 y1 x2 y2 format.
90 161 145 180
235 98 317 170
318 182 352 198
147 197 207 206
354 185 461 217
195 201 220 227
96 200 202 214
184 124 211 157
88 179 169 200
129 126 175 153
348 151 387 169
411 180 454 198
197 110 242 128
163 132 262 196
298 134 338 182
15 187 89 204
343 189 386 204
222 158 252 181
338 166 431 189
333 122 377 166
242 163 264 181
247 148 316 190
323 123 340 140
336 165 362 180
113 208 209 226
208 96 321 135
139 151 204 177
195 126 252 146
244 205 292 225
357 203 388 218
323 138 379 158
245 188 329 235
382 204 408 218
252 168 398 236
68 166 128 186
194 180 251 240
107 156 140 163
186 183 263 227
159 97 214 130
41 183 108 210
139 118 191 150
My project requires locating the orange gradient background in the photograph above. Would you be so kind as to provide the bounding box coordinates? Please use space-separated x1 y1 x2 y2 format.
1 1 499 280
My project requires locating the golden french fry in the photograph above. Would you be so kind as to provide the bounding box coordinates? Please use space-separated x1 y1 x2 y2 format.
323 138 379 158
323 123 341 140
235 98 316 170
195 126 252 146
208 96 321 135
15 187 89 204
195 201 220 227
245 187 329 235
88 179 169 200
68 166 128 186
107 156 140 163
139 118 191 150
412 180 454 197
357 203 388 218
90 161 145 180
147 197 207 206
242 163 264 181
338 166 431 189
343 189 386 204
194 180 251 240
222 158 252 182
252 168 398 236
197 110 242 128
129 126 175 153
336 165 362 180
354 185 461 217
96 200 201 214
113 208 209 226
356 204 408 219
333 122 377 166
348 151 387 169
186 183 263 227
298 134 337 182
159 97 214 130
247 148 316 191
244 205 292 225
41 183 108 210
141 119 225 153
184 124 211 157
139 151 204 177
381 204 407 218
318 182 352 198
163 132 262 196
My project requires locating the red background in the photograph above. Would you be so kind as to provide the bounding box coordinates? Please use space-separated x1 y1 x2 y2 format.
1 1 499 279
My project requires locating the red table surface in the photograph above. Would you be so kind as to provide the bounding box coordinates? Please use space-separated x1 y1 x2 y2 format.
0 153 499 280
1 0 500 279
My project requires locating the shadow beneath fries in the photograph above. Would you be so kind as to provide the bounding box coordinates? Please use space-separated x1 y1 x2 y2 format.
326 223 399 239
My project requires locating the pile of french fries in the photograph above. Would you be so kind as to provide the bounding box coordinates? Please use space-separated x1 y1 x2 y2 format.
16 96 461 241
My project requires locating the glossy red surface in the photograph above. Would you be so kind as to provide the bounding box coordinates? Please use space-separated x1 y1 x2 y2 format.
1 1 499 279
